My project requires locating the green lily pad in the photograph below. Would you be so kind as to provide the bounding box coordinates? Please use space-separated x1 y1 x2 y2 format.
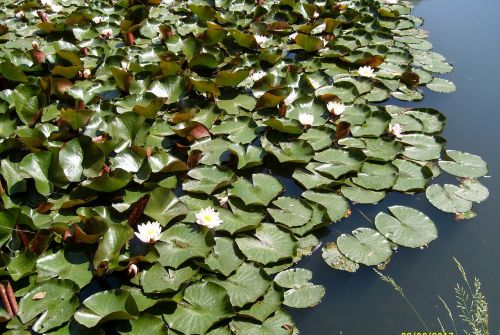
236 223 296 265
374 206 438 248
203 237 244 276
230 309 295 335
268 197 313 228
322 242 359 273
141 263 198 293
183 166 236 194
337 228 392 266
455 179 489 203
438 150 488 178
18 279 79 333
74 289 139 328
229 174 283 206
156 224 214 268
426 78 456 93
164 282 234 335
426 184 473 214
208 262 271 308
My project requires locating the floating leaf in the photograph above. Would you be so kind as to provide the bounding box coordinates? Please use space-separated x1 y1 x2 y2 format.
236 223 296 265
183 166 236 194
229 174 283 206
209 262 270 308
74 289 139 328
426 78 456 93
374 206 438 248
268 197 312 228
426 184 473 214
337 228 392 266
438 150 488 178
455 179 489 203
322 242 359 272
141 263 198 293
164 282 234 335
156 224 214 269
18 279 79 333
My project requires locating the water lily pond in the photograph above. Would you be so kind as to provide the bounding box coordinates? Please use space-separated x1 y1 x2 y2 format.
0 0 497 334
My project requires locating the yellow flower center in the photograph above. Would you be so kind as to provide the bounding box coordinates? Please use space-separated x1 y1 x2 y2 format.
203 215 213 222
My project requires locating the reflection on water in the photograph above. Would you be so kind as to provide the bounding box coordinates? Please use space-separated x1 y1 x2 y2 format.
293 0 500 333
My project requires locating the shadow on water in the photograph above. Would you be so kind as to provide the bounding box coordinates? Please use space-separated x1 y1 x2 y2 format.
292 0 500 333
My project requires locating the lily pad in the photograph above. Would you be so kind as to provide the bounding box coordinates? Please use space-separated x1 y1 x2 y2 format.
337 228 392 266
164 282 234 335
438 150 488 178
374 206 438 248
236 223 296 265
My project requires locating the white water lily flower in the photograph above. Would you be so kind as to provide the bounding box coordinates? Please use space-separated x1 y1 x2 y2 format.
82 69 91 78
288 32 298 41
254 34 268 45
250 70 266 81
135 221 162 243
358 65 376 78
385 0 398 4
101 28 113 39
312 11 320 18
41 0 51 5
32 41 40 50
284 90 298 105
16 11 25 18
299 113 314 126
92 16 105 24
121 60 130 71
50 3 62 12
196 207 223 229
327 101 346 116
389 123 403 138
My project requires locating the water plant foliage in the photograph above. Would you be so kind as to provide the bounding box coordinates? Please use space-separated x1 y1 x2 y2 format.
0 0 489 333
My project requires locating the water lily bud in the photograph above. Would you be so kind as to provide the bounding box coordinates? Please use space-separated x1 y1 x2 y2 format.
80 47 90 56
37 10 49 22
313 11 320 18
124 31 135 46
53 78 73 96
299 113 314 127
128 264 139 277
30 43 45 64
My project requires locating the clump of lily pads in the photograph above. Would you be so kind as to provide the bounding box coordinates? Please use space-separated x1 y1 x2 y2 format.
0 0 488 334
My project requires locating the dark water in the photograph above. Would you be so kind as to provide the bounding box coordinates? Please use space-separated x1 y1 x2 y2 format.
292 0 500 333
